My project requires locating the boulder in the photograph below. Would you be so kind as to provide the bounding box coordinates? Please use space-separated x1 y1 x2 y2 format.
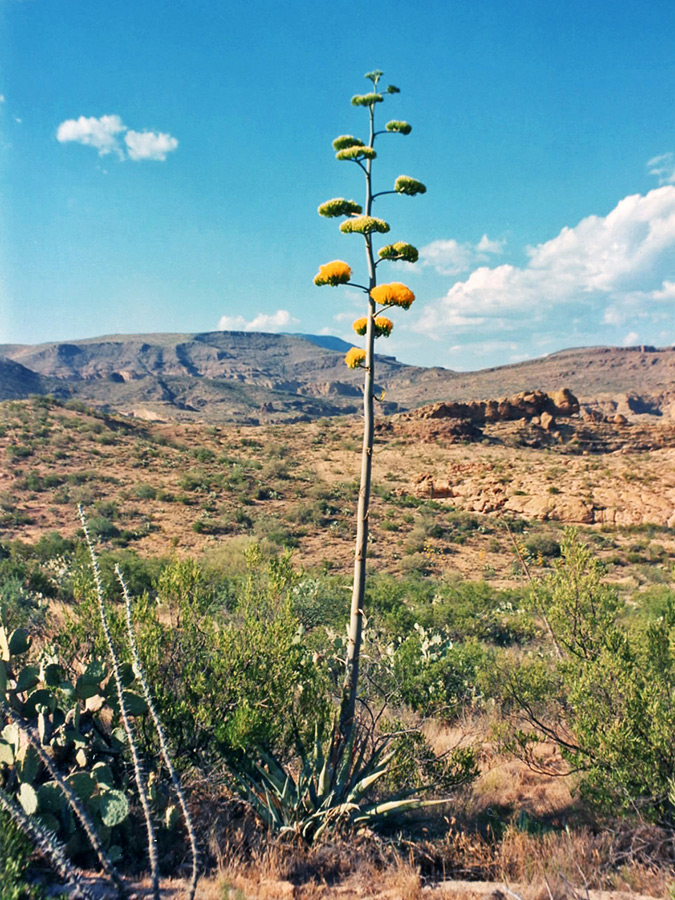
540 411 555 431
548 388 580 416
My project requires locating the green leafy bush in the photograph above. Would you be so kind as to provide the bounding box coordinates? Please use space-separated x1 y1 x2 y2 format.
501 529 675 824
128 549 329 765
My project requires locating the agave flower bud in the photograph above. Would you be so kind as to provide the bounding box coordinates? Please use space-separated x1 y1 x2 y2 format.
345 347 367 369
365 70 383 85
332 135 365 152
336 146 377 162
370 282 415 309
351 93 384 107
385 84 400 94
340 216 390 235
318 198 363 218
385 120 412 135
313 260 352 287
378 242 419 263
394 175 427 196
374 316 394 337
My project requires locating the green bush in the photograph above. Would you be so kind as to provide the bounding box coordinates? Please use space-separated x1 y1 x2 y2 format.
121 550 329 766
501 529 675 824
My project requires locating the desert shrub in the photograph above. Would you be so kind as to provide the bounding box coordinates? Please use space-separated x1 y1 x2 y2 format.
253 515 298 548
6 445 33 461
18 473 65 493
364 575 533 647
392 632 488 720
500 529 675 824
120 549 329 766
192 447 215 463
399 552 432 576
522 531 561 559
178 469 222 493
0 576 46 634
83 516 119 541
133 483 157 500
633 584 675 621
383 719 478 793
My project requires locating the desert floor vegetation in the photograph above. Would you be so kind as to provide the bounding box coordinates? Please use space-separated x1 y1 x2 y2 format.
0 393 674 898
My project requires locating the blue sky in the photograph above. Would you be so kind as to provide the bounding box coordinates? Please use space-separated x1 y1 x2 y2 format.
1 0 674 371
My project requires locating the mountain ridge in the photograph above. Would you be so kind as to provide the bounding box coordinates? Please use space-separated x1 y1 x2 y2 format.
0 331 673 424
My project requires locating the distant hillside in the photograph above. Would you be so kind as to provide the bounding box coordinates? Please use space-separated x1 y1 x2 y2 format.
0 332 673 423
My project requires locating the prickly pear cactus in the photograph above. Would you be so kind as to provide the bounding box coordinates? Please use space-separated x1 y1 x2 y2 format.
0 621 154 862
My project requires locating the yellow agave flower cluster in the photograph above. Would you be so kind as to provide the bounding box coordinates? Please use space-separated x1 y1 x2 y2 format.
370 282 415 309
340 216 390 235
345 347 367 369
352 316 394 338
313 260 352 287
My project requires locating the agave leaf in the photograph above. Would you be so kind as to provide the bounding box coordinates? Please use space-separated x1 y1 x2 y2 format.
345 763 391 803
256 748 290 790
356 795 449 824
317 755 333 799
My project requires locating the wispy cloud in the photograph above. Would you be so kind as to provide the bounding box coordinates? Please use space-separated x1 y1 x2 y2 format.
217 309 299 332
56 114 178 162
415 186 675 340
648 152 675 185
419 233 505 276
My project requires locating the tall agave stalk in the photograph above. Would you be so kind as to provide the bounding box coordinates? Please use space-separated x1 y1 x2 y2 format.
314 70 425 746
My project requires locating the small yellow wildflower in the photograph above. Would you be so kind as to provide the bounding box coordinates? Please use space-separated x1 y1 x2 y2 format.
345 347 367 369
374 316 394 337
370 282 415 309
313 260 352 287
352 317 368 336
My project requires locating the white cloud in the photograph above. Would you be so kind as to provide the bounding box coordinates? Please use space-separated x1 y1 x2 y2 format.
124 129 178 161
419 233 505 276
56 115 126 157
648 152 675 185
56 114 177 162
623 331 639 346
415 186 675 340
217 309 298 332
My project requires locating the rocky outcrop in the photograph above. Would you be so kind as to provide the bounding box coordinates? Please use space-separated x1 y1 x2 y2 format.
415 389 580 424
409 445 675 527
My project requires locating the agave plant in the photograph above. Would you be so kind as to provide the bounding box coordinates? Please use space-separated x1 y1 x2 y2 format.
229 720 439 843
